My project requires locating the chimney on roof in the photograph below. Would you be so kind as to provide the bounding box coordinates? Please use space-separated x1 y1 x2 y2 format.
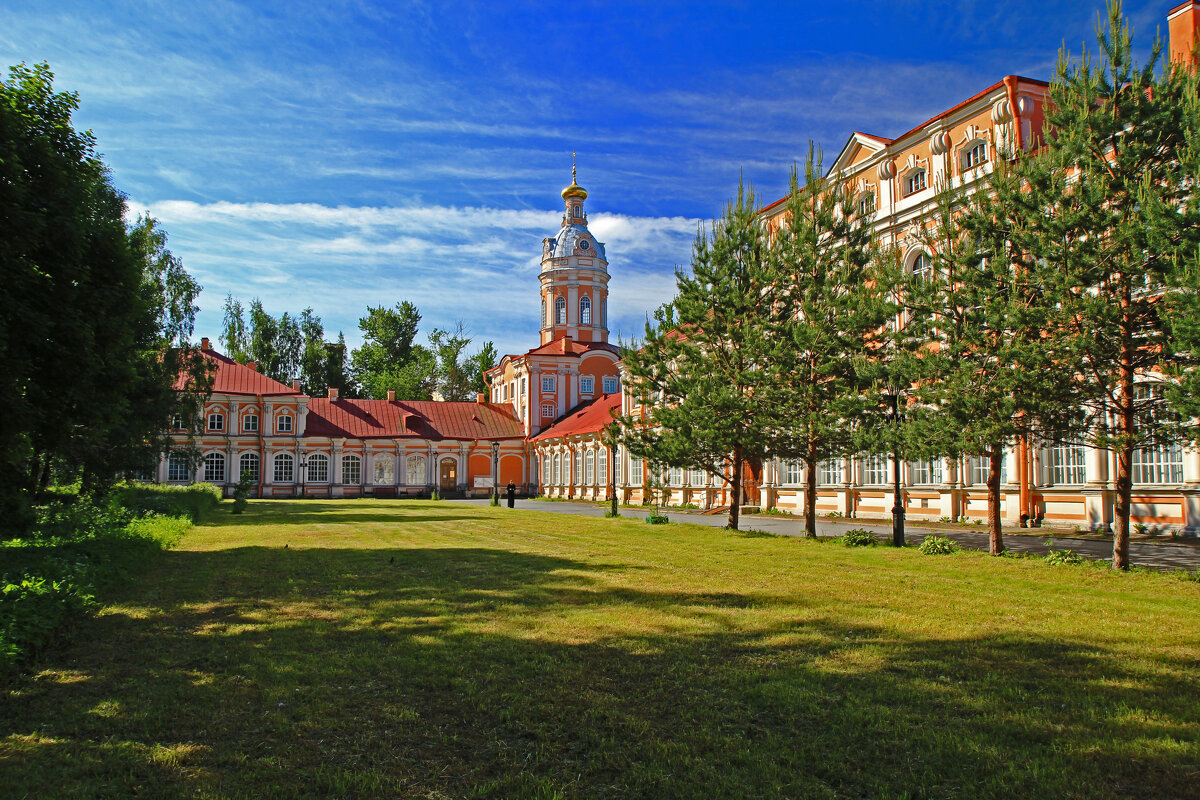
328 387 339 400
291 379 301 391
561 336 571 354
387 389 396 401
200 337 211 350
476 392 486 403
247 361 259 372
1169 2 1200 67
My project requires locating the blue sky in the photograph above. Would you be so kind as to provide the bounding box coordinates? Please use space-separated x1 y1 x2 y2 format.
2 0 1170 359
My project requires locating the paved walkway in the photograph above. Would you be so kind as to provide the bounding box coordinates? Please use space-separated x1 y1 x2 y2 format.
454 498 1200 572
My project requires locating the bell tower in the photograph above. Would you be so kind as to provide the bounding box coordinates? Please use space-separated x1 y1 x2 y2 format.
539 156 610 346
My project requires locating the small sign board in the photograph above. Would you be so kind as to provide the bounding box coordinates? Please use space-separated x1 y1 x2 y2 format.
473 476 495 488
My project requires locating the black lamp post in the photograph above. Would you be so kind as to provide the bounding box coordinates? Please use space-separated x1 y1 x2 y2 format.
297 454 308 499
491 440 500 501
883 385 906 547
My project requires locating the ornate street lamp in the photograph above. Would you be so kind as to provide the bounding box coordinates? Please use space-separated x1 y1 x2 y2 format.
883 385 906 547
297 454 308 499
491 440 500 501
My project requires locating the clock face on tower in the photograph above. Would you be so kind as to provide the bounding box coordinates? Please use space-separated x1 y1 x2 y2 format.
578 239 591 251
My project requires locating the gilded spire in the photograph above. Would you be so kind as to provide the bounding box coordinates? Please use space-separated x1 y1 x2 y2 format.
562 151 587 200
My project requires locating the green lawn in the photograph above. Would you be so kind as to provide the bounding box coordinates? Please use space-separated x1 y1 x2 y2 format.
3 500 1199 799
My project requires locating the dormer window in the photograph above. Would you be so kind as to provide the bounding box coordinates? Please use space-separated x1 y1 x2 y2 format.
904 169 927 196
962 141 988 170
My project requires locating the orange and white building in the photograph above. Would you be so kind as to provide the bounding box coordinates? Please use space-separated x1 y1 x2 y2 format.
154 4 1200 533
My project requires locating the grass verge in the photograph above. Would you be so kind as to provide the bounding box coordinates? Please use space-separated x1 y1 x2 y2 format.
2 499 1198 799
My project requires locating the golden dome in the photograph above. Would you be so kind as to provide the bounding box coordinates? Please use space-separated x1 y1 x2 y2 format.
561 151 587 199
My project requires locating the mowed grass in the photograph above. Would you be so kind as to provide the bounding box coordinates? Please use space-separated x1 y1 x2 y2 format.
3 501 1199 800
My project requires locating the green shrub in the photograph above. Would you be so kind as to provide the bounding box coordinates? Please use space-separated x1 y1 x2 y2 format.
232 471 254 514
839 529 879 547
645 514 669 525
116 482 221 522
490 492 500 507
918 535 961 555
1044 548 1084 566
1 565 96 668
825 511 843 518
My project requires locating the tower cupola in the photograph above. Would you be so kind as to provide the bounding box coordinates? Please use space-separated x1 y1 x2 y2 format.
539 155 610 346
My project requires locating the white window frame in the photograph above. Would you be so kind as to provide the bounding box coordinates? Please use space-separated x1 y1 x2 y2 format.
542 376 556 392
373 453 395 484
207 412 224 432
307 453 329 483
242 414 258 433
962 140 988 170
818 459 843 487
277 414 293 434
167 452 190 482
554 296 567 325
342 455 361 485
863 454 888 486
904 169 927 195
239 452 260 482
273 453 294 483
602 376 618 394
203 452 226 483
541 403 556 418
580 296 592 325
580 376 594 394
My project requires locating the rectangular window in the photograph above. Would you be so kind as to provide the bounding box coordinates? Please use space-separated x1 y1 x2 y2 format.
963 141 988 169
242 414 258 433
342 456 361 485
277 415 293 433
167 453 190 482
207 413 224 432
784 460 802 485
307 455 329 483
863 454 888 485
1132 444 1183 485
629 455 644 483
909 459 943 486
818 460 843 486
599 450 608 485
668 466 683 487
171 414 183 430
689 468 705 486
274 455 294 483
542 376 556 392
603 376 618 394
971 455 1010 486
580 377 594 394
541 403 556 418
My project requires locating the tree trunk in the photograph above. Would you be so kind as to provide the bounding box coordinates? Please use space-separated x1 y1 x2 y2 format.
1113 302 1135 571
804 451 818 538
728 446 742 530
987 447 1004 556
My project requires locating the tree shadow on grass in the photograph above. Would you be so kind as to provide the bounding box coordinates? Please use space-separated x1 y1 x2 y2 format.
1 545 1198 800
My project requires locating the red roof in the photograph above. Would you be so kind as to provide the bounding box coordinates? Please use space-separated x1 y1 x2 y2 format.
306 398 524 440
488 337 620 375
177 349 301 396
531 393 622 442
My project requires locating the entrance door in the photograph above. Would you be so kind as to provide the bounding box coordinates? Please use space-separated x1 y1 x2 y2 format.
439 457 457 491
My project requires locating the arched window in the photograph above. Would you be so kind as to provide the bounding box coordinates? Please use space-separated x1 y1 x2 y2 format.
406 455 425 485
239 452 260 482
341 455 361 485
307 453 329 483
553 454 561 485
911 252 934 283
904 169 927 196
601 298 606 326
574 450 583 484
541 297 547 327
599 450 608 485
580 296 591 325
374 453 395 484
962 140 988 170
167 451 191 482
203 452 226 483
585 450 595 484
273 453 294 483
554 296 566 325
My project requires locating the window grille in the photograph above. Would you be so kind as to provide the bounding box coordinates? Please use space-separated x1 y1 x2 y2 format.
342 455 361 485
307 453 329 483
863 454 889 485
167 452 190 482
203 452 226 483
274 453 294 483
239 453 260 482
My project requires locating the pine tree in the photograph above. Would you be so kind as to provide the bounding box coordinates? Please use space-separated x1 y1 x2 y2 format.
766 147 894 538
999 1 1200 568
617 180 779 530
903 172 1081 555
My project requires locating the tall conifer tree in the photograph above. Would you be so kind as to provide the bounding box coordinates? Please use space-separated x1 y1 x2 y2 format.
766 148 894 538
618 180 778 530
998 1 1199 568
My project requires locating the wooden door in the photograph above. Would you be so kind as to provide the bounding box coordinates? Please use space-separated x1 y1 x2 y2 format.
439 457 457 490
